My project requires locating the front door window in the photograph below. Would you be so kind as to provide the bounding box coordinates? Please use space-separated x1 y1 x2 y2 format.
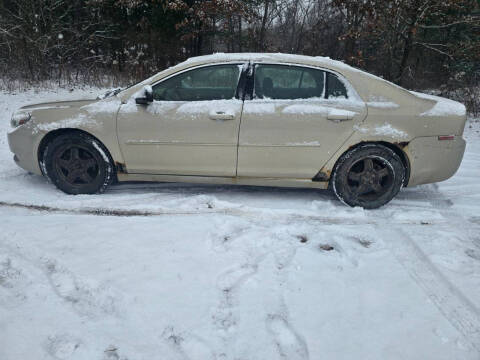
153 64 241 101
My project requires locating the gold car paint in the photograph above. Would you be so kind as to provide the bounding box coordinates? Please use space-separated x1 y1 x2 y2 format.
117 99 244 176
7 53 467 189
8 99 124 175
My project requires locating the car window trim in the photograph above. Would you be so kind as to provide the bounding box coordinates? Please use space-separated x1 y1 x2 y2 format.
325 71 330 100
244 62 255 101
150 62 248 102
236 63 250 101
247 62 357 101
298 70 305 89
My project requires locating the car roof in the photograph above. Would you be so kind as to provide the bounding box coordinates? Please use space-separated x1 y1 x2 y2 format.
183 52 356 73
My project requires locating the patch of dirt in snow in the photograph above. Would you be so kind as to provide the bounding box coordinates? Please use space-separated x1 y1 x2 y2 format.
319 244 335 251
296 234 309 243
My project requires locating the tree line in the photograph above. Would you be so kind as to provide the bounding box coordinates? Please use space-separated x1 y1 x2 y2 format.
0 0 479 111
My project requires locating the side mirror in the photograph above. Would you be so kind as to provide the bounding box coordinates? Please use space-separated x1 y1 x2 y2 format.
135 85 153 105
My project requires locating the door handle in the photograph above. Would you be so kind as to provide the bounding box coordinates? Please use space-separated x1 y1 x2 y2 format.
327 114 351 122
209 111 235 121
327 110 354 122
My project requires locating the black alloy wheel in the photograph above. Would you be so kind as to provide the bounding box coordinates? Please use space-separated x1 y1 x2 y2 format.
331 144 406 209
54 145 100 186
42 132 114 194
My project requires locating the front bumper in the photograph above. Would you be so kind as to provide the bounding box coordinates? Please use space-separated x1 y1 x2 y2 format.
405 135 466 187
7 125 43 175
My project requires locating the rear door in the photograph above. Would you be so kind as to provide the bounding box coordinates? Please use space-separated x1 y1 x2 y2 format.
117 63 246 176
237 63 367 178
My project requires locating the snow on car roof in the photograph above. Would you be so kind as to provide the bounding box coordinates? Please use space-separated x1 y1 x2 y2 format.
183 52 357 72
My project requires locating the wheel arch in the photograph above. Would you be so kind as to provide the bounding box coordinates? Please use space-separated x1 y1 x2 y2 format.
315 141 411 186
37 128 117 177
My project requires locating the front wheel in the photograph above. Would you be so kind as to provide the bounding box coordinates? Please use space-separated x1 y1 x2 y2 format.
331 144 406 209
42 132 114 195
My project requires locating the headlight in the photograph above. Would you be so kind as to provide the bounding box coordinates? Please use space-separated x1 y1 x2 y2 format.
11 111 32 128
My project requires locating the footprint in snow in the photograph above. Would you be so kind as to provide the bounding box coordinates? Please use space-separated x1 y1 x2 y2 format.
465 248 480 261
44 260 118 318
210 220 250 252
320 238 360 268
266 314 309 360
0 257 22 289
180 335 216 360
45 334 81 360
319 244 335 252
103 345 130 360
162 327 216 360
0 256 29 307
274 246 297 270
351 235 374 249
216 264 257 292
213 265 258 334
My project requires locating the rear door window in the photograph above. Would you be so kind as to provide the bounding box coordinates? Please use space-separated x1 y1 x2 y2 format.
254 64 325 100
326 73 348 99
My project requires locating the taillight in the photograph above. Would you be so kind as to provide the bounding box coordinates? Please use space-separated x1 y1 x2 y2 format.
438 135 455 141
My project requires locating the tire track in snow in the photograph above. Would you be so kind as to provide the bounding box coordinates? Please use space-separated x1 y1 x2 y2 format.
0 200 446 227
383 227 480 354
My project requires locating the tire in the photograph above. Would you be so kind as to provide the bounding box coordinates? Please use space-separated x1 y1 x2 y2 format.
331 144 405 209
42 132 114 195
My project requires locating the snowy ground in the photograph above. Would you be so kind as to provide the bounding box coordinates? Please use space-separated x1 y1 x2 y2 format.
1 88 479 360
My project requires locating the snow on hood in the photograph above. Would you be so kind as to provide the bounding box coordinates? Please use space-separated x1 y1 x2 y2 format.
410 91 466 117
20 99 95 111
80 98 122 114
32 114 100 134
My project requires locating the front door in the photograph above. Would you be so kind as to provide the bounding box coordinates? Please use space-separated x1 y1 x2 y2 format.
237 63 367 178
117 63 245 176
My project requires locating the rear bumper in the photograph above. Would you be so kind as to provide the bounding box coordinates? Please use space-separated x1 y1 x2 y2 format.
7 125 43 175
405 136 466 187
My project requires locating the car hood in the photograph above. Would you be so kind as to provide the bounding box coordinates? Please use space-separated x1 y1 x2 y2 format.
19 99 97 111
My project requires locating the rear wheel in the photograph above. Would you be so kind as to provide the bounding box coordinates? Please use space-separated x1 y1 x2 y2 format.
331 144 405 209
42 132 114 194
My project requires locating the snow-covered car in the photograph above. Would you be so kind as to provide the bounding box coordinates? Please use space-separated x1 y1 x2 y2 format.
7 53 467 208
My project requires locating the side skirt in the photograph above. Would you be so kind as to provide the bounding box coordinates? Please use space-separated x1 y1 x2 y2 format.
116 173 329 189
